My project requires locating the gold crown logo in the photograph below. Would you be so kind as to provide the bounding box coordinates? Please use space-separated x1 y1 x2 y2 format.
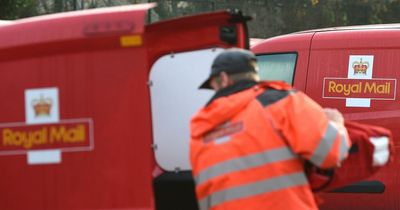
32 95 52 117
352 58 369 75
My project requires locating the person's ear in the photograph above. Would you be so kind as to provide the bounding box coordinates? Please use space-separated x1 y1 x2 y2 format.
220 72 231 88
210 75 222 90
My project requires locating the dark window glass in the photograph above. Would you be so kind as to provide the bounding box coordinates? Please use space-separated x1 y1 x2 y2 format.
257 53 297 85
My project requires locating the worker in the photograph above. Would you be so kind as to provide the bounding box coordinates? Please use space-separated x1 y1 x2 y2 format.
189 48 351 210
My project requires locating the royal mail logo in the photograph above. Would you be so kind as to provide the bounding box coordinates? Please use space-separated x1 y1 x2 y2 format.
0 87 94 164
352 58 369 75
0 119 93 154
32 95 52 117
203 122 243 144
25 88 59 124
323 55 397 107
323 78 396 99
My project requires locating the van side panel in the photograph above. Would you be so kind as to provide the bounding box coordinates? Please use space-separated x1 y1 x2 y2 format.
307 30 400 210
0 5 155 210
0 42 155 210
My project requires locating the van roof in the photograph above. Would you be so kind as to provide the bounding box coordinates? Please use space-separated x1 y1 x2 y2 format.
0 4 155 52
294 23 400 34
0 20 12 25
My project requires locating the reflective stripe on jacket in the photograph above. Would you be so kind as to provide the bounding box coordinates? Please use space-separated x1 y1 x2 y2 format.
190 81 350 210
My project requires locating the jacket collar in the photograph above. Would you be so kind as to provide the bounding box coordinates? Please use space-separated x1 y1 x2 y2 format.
191 80 293 139
206 80 258 105
191 80 259 138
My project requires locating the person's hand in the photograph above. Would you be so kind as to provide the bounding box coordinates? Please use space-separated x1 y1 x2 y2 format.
323 108 344 125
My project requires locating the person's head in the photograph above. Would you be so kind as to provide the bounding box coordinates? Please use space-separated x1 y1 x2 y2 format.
199 48 260 91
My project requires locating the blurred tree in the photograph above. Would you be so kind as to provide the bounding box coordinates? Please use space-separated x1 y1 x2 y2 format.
384 0 400 23
2 0 400 38
0 0 37 19
149 0 400 37
342 0 388 25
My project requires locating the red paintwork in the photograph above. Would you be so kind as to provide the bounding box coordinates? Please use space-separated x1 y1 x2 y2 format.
252 27 400 210
0 4 152 62
145 10 247 65
252 33 314 91
0 3 246 210
249 38 264 47
0 4 155 210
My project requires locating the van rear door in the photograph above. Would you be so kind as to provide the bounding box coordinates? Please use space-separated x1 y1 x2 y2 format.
146 10 251 210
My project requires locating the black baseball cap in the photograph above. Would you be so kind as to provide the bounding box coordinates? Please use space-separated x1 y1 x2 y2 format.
199 48 258 89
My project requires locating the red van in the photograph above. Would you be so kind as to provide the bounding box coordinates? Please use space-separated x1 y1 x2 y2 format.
252 25 400 210
0 3 251 210
0 3 396 210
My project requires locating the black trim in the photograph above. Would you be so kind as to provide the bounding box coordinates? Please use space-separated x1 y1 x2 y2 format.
349 144 359 153
207 80 258 105
256 89 293 107
304 161 336 192
242 19 251 50
228 9 252 23
220 25 237 45
330 180 385 194
227 9 252 49
153 171 199 210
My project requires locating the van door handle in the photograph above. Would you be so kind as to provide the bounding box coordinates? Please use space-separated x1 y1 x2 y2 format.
330 180 385 193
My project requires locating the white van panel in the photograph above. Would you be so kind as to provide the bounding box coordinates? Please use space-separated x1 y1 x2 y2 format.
149 48 223 171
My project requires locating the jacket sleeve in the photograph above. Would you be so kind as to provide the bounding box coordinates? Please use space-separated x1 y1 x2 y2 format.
271 91 351 169
307 120 393 192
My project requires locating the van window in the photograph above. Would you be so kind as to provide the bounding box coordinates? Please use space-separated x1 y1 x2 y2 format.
257 53 297 85
149 48 224 171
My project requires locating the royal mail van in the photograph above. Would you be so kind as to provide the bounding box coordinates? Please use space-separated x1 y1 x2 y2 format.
0 3 395 210
0 3 251 210
252 25 400 210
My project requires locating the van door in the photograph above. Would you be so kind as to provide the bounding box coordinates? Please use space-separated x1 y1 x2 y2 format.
0 4 156 210
306 29 400 210
146 10 251 210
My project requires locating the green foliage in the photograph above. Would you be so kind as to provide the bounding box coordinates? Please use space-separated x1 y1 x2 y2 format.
2 0 400 37
0 0 37 19
149 0 400 38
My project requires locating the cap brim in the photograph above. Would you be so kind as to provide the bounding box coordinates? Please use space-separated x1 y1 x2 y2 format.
199 78 212 89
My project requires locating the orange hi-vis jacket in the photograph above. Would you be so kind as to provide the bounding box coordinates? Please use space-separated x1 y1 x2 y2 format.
190 81 351 210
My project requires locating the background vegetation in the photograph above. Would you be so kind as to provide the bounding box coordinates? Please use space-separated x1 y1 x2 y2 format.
1 0 400 38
